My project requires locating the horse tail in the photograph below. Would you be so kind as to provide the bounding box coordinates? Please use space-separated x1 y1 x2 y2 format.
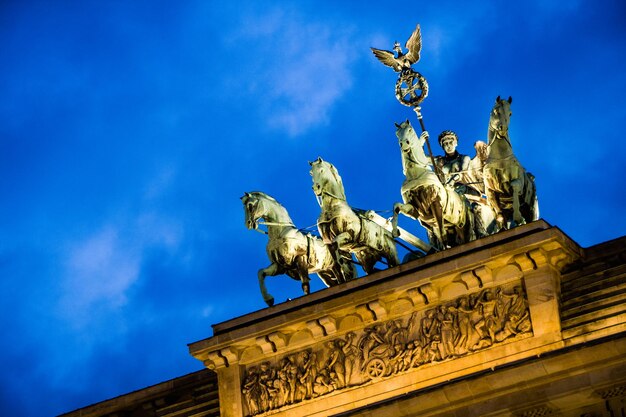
525 172 539 220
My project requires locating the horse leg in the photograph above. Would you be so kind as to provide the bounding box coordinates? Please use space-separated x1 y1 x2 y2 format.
484 168 504 228
532 190 540 221
426 229 438 250
317 271 335 287
317 247 341 286
510 177 525 226
339 252 357 282
526 173 539 222
302 276 311 294
333 232 352 259
472 203 487 238
485 188 504 229
476 203 498 236
292 256 311 295
384 234 400 267
326 252 351 285
432 201 446 249
357 250 377 274
258 263 281 306
392 202 416 238
463 205 476 244
392 203 402 238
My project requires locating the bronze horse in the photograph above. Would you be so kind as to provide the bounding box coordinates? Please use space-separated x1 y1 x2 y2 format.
483 96 539 228
310 158 399 273
243 191 356 306
391 120 476 250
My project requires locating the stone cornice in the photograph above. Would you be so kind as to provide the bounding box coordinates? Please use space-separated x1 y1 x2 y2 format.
188 221 580 366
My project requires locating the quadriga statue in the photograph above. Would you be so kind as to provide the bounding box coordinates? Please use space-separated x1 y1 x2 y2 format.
242 191 356 306
391 120 476 250
309 158 399 273
433 131 498 238
483 96 539 228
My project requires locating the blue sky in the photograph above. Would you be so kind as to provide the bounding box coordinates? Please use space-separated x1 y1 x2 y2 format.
1 1 625 416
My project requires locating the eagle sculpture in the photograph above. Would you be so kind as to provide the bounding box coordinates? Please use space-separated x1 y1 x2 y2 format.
371 24 422 72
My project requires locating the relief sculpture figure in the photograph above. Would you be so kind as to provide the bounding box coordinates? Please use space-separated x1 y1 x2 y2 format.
242 191 356 306
496 286 531 340
454 296 478 354
242 367 261 415
483 96 539 228
297 351 317 401
257 362 274 411
475 289 498 346
284 355 298 405
324 340 347 389
391 120 476 250
241 285 532 416
310 158 399 273
341 332 360 386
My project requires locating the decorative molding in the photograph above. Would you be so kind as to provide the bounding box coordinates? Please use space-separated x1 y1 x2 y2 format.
459 270 481 291
206 351 227 369
318 316 338 335
241 284 532 416
367 300 388 321
267 332 287 351
306 320 326 338
221 347 239 366
406 287 427 306
355 303 377 323
419 282 437 304
474 265 492 287
598 384 626 399
515 405 554 417
514 252 536 272
256 336 276 355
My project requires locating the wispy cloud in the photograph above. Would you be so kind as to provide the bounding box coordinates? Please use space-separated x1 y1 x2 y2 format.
62 227 137 318
227 7 357 137
58 213 183 331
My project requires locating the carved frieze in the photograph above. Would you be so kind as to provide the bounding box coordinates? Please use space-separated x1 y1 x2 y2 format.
240 284 532 416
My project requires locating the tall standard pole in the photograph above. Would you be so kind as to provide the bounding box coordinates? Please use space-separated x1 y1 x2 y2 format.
394 68 445 184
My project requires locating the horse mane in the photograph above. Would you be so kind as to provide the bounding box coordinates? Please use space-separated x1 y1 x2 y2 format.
486 97 515 159
248 191 293 224
249 191 276 202
396 120 430 171
328 164 347 200
313 160 347 200
488 99 508 140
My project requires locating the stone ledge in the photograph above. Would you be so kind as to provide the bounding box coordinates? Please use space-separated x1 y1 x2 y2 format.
189 222 579 362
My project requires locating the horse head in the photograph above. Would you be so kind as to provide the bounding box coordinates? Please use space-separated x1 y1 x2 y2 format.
394 119 430 171
241 191 265 230
489 96 513 139
395 119 419 153
242 191 292 230
309 157 346 200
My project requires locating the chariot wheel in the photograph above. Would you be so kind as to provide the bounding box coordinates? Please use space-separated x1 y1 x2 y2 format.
395 69 429 107
365 358 387 379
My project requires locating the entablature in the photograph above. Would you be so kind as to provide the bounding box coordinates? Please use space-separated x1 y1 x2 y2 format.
189 221 580 371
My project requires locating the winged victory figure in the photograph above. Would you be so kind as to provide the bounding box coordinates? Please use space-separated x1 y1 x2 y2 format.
371 24 422 72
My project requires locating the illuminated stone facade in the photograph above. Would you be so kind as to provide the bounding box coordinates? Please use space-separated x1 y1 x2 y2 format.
60 221 626 417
